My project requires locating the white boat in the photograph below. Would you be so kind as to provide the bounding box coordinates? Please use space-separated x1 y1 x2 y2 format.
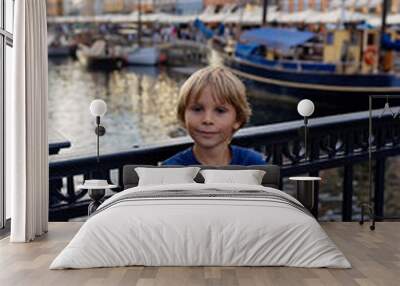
76 40 125 70
125 46 161 65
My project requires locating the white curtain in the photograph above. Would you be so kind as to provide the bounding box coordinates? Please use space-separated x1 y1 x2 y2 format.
7 0 48 242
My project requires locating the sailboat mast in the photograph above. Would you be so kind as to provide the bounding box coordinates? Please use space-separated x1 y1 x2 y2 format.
339 0 345 29
381 0 389 36
381 0 389 37
380 0 390 71
138 0 142 46
262 0 269 25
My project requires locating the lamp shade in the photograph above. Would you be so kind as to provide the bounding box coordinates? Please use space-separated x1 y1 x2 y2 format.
90 99 107 117
297 99 314 117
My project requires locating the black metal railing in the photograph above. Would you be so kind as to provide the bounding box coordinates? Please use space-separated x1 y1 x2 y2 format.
49 109 400 221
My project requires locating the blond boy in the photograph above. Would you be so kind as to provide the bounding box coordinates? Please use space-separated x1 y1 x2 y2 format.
163 66 265 166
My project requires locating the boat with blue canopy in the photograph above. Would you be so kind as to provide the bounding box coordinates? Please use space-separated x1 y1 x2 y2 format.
222 26 400 99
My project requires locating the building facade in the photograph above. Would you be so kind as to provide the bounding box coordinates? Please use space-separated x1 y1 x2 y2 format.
280 0 399 14
203 0 236 5
47 0 64 16
176 0 203 14
60 0 181 15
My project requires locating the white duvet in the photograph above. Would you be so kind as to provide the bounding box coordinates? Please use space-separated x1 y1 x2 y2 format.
50 183 351 269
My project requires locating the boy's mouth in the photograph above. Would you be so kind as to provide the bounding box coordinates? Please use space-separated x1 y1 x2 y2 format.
196 129 219 135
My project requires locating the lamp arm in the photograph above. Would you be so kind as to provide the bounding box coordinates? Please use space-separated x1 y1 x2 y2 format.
96 116 100 164
304 116 308 160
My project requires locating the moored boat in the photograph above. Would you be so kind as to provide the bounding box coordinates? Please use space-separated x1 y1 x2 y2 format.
76 40 125 70
125 46 165 65
222 27 400 100
48 33 77 58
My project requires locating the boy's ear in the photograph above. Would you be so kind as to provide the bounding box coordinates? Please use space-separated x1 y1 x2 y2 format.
233 122 241 130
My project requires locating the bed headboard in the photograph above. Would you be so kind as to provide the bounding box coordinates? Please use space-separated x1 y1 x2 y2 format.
122 165 281 190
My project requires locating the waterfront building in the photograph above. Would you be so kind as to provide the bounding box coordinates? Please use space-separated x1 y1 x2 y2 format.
279 1 332 12
62 0 101 16
62 0 80 15
82 0 98 15
176 0 203 15
51 0 400 16
278 0 400 15
103 0 125 13
203 0 237 5
203 0 278 7
151 0 178 13
47 0 64 16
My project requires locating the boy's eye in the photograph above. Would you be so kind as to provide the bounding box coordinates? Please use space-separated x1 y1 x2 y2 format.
190 106 203 112
216 107 227 113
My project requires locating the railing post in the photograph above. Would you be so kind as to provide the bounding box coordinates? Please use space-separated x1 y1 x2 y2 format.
374 126 385 220
343 131 354 221
309 170 319 218
272 144 283 189
118 167 124 191
67 176 75 203
309 135 320 218
374 158 385 219
49 177 63 205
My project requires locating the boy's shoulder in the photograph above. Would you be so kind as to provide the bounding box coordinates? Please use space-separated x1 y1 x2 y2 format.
231 145 262 157
231 145 266 165
162 147 198 165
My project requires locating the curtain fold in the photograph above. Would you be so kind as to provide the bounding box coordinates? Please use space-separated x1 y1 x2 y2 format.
8 0 48 242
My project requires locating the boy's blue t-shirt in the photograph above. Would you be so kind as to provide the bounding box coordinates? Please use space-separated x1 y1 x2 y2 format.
162 145 266 166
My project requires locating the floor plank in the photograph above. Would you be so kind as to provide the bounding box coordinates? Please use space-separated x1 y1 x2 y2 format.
0 222 399 286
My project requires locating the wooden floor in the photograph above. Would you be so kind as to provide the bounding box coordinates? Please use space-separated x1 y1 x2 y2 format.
0 222 399 286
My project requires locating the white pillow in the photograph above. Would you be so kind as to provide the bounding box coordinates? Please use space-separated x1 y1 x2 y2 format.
200 169 266 185
135 167 201 186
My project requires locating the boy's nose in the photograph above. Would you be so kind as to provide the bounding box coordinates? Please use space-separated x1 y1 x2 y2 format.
202 111 214 125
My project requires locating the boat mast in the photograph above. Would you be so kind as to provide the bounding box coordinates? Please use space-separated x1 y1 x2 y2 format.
138 0 142 46
381 0 390 35
262 0 269 25
339 0 345 29
236 0 246 40
380 0 390 71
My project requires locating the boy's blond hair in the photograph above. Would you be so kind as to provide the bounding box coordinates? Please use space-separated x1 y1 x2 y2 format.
177 66 251 128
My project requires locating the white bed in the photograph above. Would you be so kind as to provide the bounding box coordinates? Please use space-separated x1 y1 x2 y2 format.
50 183 351 269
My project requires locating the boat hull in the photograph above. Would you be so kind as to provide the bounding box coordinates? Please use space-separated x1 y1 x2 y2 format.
48 46 74 57
126 47 160 66
223 55 400 102
77 50 125 70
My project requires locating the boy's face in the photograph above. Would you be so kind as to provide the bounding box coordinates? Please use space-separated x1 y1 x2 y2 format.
184 87 241 150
